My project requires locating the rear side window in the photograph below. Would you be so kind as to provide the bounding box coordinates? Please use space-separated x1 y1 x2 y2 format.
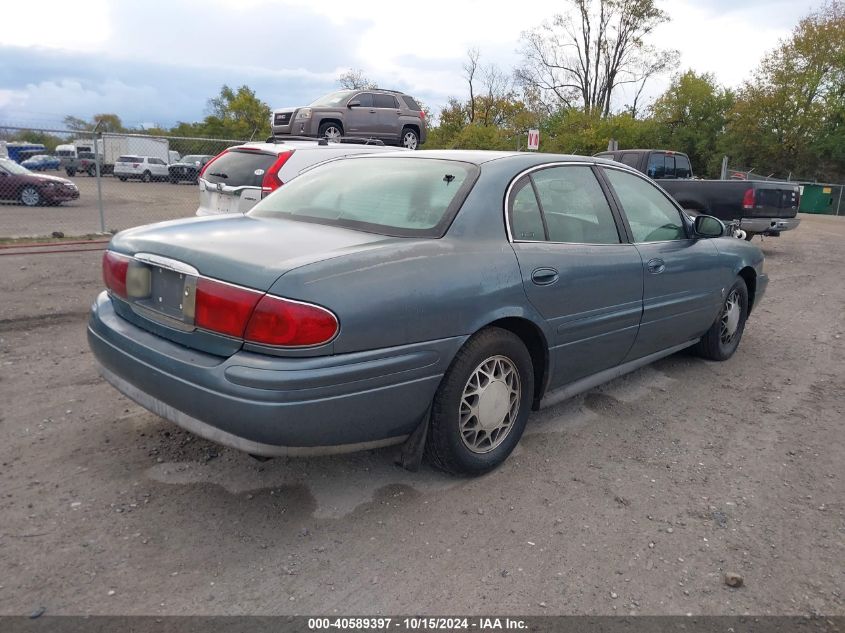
117 155 140 162
675 155 692 178
531 166 621 244
509 179 546 240
203 150 281 187
250 157 478 238
620 153 640 168
373 94 398 108
401 96 422 111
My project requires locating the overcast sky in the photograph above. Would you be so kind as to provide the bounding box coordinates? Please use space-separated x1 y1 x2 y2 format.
0 0 826 130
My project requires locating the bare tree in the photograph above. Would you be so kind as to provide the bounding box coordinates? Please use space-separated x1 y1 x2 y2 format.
463 48 480 123
516 0 673 116
336 69 378 90
627 49 680 118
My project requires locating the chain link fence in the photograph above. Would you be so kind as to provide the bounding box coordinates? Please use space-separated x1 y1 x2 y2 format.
1 124 249 239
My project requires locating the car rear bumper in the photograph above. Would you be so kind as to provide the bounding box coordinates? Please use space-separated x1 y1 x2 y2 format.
88 292 462 456
741 217 800 234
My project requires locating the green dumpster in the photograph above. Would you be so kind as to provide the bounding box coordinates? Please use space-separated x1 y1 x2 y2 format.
799 184 834 214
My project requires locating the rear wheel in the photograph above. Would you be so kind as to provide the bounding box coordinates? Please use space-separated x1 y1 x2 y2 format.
141 170 152 183
87 165 97 177
169 175 178 184
318 122 343 143
425 327 534 475
694 277 749 361
19 186 41 207
401 127 419 150
118 176 127 182
66 168 76 177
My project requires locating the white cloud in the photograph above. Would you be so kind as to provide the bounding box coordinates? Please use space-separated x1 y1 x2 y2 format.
0 0 112 50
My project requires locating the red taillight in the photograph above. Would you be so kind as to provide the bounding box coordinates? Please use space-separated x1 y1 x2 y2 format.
245 295 338 347
194 278 262 338
132 163 140 168
199 150 227 180
261 151 294 197
742 188 755 210
102 250 130 298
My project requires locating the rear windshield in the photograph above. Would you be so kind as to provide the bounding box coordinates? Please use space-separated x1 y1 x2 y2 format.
249 157 478 238
202 150 281 187
117 155 141 162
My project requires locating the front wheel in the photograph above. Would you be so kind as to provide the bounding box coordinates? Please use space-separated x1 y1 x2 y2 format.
694 277 749 361
318 122 343 143
744 232 755 241
141 170 152 183
401 127 419 150
19 186 41 207
87 165 97 177
425 327 534 475
66 168 76 177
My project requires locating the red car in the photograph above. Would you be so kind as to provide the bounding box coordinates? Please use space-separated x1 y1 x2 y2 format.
0 157 80 206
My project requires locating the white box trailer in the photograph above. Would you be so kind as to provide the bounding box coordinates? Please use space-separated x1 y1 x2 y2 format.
72 135 171 174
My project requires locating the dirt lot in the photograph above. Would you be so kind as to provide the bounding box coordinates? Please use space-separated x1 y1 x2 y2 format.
0 214 842 616
0 174 199 238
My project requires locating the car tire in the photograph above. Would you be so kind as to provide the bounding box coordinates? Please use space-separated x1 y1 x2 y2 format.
169 175 178 184
87 165 97 177
318 122 343 143
141 171 152 183
66 168 76 177
744 233 755 241
694 277 749 361
401 127 419 150
425 327 534 476
19 186 41 207
118 176 127 182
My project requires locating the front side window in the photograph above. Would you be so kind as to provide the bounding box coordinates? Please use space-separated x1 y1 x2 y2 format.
250 157 478 238
531 166 621 244
646 153 666 179
353 93 374 107
603 168 687 242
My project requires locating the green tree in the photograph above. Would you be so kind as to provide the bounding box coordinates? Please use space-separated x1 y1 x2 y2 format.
202 85 271 140
723 1 845 180
650 71 735 177
62 113 125 132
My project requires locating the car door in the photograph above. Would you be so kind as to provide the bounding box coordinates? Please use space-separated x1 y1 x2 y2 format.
508 164 644 388
149 158 168 178
600 166 723 360
373 93 401 141
344 92 376 137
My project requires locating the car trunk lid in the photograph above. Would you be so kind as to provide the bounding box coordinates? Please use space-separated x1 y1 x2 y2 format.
107 215 392 355
748 182 800 218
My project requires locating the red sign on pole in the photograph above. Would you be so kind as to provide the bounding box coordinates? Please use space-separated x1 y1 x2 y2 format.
527 129 540 150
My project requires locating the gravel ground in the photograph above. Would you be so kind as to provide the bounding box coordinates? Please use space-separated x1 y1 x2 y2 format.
0 213 842 616
0 174 200 238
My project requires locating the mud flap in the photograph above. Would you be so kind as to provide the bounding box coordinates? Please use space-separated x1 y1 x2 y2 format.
394 404 431 472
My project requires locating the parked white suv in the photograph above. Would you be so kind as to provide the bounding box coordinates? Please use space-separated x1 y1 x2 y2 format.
114 155 169 182
196 138 401 216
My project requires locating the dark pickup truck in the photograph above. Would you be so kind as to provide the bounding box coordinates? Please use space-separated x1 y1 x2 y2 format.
594 149 801 239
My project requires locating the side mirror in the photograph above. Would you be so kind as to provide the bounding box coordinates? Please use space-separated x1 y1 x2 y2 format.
347 100 361 108
694 214 725 238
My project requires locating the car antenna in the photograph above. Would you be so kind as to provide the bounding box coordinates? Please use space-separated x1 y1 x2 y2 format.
443 174 455 184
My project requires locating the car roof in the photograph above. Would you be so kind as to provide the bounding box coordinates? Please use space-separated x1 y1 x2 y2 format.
338 149 628 168
235 141 397 154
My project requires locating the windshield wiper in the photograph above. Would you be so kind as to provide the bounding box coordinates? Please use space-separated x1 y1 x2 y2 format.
209 172 228 179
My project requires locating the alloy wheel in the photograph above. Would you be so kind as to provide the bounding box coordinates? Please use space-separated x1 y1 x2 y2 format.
403 131 418 150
